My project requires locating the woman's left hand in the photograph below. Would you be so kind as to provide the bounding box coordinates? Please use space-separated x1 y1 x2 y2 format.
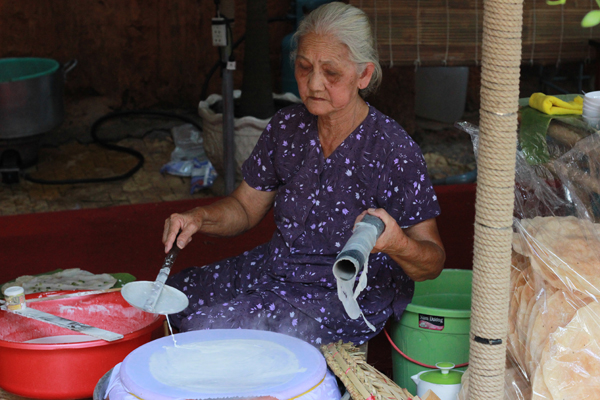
355 208 409 254
355 208 445 281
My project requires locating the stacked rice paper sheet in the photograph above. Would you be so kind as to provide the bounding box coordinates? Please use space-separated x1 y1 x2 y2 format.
507 216 600 399
1 269 118 294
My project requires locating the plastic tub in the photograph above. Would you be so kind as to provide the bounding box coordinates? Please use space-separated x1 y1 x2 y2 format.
0 290 164 399
390 269 472 394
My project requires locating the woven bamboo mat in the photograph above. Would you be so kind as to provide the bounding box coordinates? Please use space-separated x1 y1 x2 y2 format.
351 0 600 66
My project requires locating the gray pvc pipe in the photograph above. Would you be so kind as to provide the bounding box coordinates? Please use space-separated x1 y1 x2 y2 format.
333 214 385 282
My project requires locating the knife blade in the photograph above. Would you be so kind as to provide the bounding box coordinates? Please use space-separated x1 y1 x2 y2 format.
143 241 181 313
11 307 123 342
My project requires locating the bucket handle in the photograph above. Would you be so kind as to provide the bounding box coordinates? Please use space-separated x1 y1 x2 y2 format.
384 328 469 369
63 59 78 77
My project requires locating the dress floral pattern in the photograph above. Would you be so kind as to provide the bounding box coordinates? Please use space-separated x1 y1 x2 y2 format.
168 104 440 347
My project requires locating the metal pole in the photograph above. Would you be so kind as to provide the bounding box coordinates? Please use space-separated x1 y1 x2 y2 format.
219 8 235 196
222 67 235 195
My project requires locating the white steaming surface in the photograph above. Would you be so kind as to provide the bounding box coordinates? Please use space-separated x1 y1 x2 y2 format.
148 339 306 393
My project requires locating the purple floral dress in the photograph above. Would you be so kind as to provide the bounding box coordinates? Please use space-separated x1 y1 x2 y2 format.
168 104 440 347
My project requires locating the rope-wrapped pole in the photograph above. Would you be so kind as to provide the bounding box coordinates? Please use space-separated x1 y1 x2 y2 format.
468 0 523 398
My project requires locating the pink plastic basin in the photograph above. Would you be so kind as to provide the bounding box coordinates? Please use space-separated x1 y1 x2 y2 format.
0 290 164 399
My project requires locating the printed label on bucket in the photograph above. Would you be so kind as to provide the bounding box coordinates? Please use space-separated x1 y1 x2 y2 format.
418 314 444 331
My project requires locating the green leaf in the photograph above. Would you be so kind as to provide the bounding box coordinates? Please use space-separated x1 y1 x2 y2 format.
518 105 584 165
519 107 552 165
582 10 600 27
110 273 136 288
546 0 566 5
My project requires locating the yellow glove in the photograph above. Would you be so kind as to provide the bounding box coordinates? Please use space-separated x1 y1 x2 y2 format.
529 93 583 115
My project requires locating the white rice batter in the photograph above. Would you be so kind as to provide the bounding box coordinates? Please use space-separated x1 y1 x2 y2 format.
148 339 306 393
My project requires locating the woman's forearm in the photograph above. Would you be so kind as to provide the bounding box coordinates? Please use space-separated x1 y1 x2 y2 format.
357 210 446 282
163 181 276 252
194 182 277 237
193 196 257 237
387 236 445 282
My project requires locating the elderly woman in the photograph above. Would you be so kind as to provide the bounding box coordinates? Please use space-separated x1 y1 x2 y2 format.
163 2 445 347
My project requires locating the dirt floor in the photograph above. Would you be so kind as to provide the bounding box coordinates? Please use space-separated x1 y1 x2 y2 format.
0 94 478 217
0 96 219 216
413 113 478 183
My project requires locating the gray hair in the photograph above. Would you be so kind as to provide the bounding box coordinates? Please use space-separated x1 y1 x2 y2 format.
291 2 382 98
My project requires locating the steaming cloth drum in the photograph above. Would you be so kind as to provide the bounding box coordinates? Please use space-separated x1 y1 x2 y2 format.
104 329 341 400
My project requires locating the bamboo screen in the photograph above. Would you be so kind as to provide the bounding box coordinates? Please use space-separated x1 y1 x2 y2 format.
350 0 600 66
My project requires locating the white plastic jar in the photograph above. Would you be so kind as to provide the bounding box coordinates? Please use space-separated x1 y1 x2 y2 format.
3 286 26 311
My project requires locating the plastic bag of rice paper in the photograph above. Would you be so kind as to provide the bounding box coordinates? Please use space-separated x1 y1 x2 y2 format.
1 268 117 294
513 216 600 296
532 301 600 399
456 122 600 399
509 216 600 399
509 134 600 399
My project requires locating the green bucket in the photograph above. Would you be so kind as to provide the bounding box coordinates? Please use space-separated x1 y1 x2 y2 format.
390 269 472 394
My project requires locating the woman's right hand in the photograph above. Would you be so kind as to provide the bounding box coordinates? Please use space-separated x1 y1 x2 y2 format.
162 207 205 253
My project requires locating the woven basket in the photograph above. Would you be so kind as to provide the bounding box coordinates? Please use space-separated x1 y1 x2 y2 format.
198 90 302 180
321 341 418 400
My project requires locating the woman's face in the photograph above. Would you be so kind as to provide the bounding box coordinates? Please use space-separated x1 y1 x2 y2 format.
295 33 372 118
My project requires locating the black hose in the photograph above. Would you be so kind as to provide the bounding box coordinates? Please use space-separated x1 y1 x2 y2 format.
23 110 201 185
24 15 292 185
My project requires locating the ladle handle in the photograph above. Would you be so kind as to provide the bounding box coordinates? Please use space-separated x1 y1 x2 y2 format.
163 239 181 268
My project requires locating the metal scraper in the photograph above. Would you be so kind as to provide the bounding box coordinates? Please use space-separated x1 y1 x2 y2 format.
10 307 123 342
142 240 181 313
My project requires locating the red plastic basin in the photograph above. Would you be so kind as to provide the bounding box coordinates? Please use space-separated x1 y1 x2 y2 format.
0 290 164 399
